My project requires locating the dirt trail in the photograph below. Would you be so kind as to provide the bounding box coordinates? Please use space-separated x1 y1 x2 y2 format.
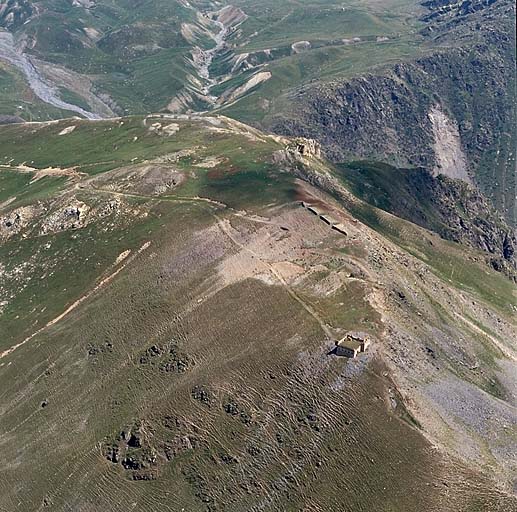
0 241 151 361
452 310 517 362
82 185 227 209
215 215 333 339
0 163 85 181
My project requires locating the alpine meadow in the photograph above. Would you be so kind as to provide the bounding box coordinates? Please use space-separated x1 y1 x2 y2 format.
0 1 516 511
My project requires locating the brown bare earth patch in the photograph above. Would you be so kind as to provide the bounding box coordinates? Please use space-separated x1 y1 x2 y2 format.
207 164 240 179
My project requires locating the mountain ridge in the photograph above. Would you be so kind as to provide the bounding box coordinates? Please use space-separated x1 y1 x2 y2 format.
0 115 515 510
0 1 516 510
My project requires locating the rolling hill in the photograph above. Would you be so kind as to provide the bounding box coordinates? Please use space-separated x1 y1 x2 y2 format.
0 116 515 511
0 0 426 119
1 0 514 227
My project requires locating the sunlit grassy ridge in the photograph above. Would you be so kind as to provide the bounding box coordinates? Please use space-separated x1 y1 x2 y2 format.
0 116 515 511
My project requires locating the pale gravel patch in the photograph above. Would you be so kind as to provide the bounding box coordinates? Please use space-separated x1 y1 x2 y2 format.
428 105 470 183
58 125 76 135
424 375 517 472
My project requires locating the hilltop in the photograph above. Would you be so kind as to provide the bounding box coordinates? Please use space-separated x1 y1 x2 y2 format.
0 115 515 511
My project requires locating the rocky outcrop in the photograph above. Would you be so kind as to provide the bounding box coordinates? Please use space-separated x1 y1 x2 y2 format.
0 114 24 124
268 0 516 225
421 0 500 25
398 174 516 276
1 205 40 240
40 201 90 235
287 138 322 159
0 0 32 30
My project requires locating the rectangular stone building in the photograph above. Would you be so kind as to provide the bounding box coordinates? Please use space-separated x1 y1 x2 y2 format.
335 332 371 358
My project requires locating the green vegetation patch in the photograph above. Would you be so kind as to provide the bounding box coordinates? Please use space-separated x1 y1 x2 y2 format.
347 199 515 313
0 169 68 207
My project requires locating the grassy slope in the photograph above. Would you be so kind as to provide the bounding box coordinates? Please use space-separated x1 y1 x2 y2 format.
0 118 515 511
0 116 283 346
213 0 425 123
0 206 440 511
350 197 515 314
228 0 421 50
1 0 427 118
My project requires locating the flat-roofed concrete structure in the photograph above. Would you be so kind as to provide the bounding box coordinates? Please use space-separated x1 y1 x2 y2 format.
335 338 362 358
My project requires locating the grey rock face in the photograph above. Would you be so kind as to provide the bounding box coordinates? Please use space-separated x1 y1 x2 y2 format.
268 0 516 225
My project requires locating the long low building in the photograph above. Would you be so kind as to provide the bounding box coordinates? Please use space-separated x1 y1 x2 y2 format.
320 215 339 226
300 201 324 216
307 205 323 216
332 223 348 236
300 202 345 231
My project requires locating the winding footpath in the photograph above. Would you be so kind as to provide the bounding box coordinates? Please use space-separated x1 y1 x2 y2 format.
0 241 151 361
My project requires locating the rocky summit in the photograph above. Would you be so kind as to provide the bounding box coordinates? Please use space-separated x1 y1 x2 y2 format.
0 1 515 512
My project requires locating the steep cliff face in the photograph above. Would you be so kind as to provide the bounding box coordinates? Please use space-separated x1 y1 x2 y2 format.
335 162 516 278
268 0 516 225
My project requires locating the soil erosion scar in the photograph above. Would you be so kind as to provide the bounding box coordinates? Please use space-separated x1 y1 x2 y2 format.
0 241 151 360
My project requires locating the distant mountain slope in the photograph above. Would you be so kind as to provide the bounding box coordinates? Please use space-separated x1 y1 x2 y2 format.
259 0 516 225
336 161 516 278
1 0 513 229
0 0 427 119
0 0 208 117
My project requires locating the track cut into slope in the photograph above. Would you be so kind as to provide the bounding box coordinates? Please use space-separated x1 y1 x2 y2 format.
0 115 515 511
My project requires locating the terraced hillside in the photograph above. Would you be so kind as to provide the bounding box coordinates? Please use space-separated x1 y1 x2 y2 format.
0 116 516 511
